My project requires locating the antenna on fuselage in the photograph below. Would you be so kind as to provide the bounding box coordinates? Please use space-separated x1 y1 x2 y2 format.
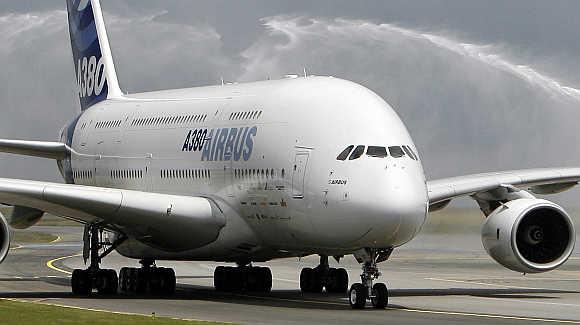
303 67 308 78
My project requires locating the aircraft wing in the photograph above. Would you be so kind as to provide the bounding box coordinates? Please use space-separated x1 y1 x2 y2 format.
0 139 70 160
427 167 580 210
0 178 225 251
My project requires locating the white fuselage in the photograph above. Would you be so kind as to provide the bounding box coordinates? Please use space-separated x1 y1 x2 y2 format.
63 76 429 262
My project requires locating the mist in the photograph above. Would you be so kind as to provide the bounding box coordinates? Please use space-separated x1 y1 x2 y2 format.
0 8 579 205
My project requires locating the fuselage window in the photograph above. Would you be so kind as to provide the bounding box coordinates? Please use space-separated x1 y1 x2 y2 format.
402 146 416 160
336 145 355 161
389 146 405 158
349 145 365 160
367 146 388 158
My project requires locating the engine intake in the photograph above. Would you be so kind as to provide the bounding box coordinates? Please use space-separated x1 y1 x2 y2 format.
482 199 575 273
0 212 11 263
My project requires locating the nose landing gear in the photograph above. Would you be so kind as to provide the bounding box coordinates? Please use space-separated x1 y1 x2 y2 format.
349 248 392 309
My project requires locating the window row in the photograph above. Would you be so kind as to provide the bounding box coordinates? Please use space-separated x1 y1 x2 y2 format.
131 114 208 127
73 170 93 179
161 169 211 179
229 110 263 121
234 168 286 179
96 120 122 129
336 145 419 161
111 169 144 179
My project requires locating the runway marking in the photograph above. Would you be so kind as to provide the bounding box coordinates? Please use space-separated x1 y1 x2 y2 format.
46 253 82 276
9 244 23 250
42 254 580 324
49 236 62 244
237 293 580 323
0 298 231 324
273 277 299 283
426 277 551 291
395 307 580 324
481 297 580 308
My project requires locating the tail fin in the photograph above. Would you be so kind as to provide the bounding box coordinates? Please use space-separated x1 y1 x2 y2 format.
66 0 122 110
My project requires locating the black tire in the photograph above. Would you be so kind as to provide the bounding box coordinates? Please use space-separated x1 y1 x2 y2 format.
300 268 313 293
260 267 272 293
246 267 261 292
106 269 118 295
326 268 338 293
163 268 176 294
148 269 163 294
119 267 129 293
97 269 118 295
371 283 388 309
310 269 323 293
71 269 91 295
135 268 148 294
335 268 349 294
225 267 242 292
349 283 367 309
214 266 226 291
127 268 138 293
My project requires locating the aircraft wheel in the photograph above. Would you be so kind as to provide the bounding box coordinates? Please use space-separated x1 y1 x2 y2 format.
97 269 118 295
371 283 388 309
71 269 91 295
349 283 367 309
335 268 349 294
300 268 313 293
162 268 176 294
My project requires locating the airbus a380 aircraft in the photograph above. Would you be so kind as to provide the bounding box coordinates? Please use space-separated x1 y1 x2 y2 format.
0 0 578 309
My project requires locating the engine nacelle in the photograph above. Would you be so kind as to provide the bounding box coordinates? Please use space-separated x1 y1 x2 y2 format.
0 212 11 263
482 199 575 273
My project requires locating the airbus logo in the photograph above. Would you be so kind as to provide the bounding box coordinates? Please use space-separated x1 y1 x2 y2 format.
182 126 258 162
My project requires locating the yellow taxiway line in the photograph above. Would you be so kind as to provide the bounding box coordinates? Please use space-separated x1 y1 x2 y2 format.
44 253 580 324
45 253 82 276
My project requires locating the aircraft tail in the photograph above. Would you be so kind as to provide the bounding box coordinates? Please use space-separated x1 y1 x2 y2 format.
66 0 123 110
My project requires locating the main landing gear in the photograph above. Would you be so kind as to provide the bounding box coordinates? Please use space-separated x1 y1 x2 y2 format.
348 248 392 309
119 259 176 295
214 264 272 292
300 255 349 294
71 224 123 295
70 224 176 296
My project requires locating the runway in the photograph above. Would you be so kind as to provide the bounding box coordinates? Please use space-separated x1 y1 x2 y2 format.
1 225 580 324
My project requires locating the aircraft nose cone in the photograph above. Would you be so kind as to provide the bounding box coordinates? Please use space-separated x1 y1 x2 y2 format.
384 170 428 244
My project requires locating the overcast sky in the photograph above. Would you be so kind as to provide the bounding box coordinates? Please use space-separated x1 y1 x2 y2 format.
1 0 580 206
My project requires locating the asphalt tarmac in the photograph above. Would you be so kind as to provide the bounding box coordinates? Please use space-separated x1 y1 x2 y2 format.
1 225 580 324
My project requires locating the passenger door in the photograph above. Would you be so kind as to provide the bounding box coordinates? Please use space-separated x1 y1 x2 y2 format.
291 151 309 199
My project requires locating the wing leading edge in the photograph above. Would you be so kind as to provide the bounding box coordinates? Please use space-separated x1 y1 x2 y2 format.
0 178 225 251
427 167 580 210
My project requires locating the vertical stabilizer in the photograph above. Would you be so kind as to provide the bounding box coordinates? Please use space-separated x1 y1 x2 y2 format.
66 0 122 110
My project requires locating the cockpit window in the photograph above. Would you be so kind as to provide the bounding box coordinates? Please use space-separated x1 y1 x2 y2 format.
403 145 418 160
336 145 355 161
366 146 388 158
349 145 365 160
389 146 405 158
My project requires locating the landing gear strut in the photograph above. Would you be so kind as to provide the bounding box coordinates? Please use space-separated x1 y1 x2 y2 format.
349 248 392 309
300 255 349 294
71 224 125 295
214 263 272 293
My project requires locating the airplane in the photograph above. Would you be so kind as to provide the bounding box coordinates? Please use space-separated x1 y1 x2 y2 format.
0 0 578 309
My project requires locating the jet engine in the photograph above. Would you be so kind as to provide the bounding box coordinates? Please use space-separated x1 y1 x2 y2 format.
0 212 10 263
482 198 575 273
